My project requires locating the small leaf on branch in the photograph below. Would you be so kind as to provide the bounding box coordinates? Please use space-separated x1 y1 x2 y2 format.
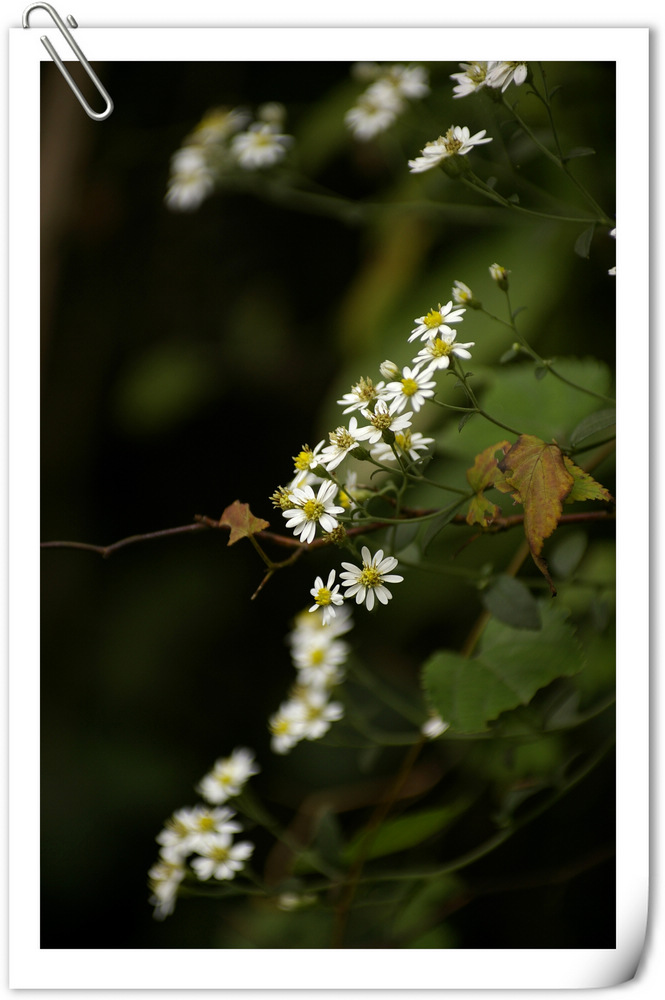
574 224 596 259
534 365 548 380
562 457 614 503
569 408 616 448
219 500 270 546
496 435 575 593
564 146 596 161
465 441 511 527
481 575 542 630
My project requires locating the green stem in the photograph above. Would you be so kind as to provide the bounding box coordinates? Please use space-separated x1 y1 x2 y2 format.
460 172 605 225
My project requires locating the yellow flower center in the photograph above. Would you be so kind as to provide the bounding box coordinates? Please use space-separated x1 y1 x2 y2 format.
315 587 332 607
353 377 377 402
424 308 443 329
372 409 393 430
293 446 314 471
210 845 230 863
198 815 215 832
303 499 325 521
401 378 419 396
359 565 382 588
444 128 463 154
330 428 355 450
395 431 413 451
309 648 325 665
430 338 453 358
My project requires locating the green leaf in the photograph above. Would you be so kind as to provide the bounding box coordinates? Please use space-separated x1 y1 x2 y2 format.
574 225 596 259
342 802 471 865
549 530 588 578
481 575 542 630
562 457 614 503
534 365 548 380
569 409 616 448
422 603 583 734
458 411 475 432
564 146 596 160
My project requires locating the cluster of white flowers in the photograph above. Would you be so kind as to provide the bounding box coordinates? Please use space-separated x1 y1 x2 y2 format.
148 747 260 919
408 124 493 174
268 607 352 754
450 61 528 99
345 62 430 140
165 103 293 211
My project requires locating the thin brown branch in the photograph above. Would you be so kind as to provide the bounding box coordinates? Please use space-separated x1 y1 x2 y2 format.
40 509 615 559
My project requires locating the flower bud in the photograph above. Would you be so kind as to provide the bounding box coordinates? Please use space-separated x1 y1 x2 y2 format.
489 262 510 290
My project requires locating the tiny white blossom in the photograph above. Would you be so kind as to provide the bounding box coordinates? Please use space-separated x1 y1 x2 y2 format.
291 633 350 686
290 603 354 642
452 280 474 305
283 481 345 545
190 106 251 145
408 125 492 173
337 376 387 414
379 359 401 380
320 416 366 471
450 61 490 98
409 300 466 342
231 122 293 169
196 748 260 805
269 699 308 754
295 686 344 740
309 569 345 625
486 62 528 92
156 805 242 858
421 714 450 739
165 146 214 212
384 366 437 414
148 856 186 920
340 546 404 611
345 78 403 140
291 440 326 488
370 428 434 465
355 400 414 442
413 331 475 372
489 262 510 288
190 832 254 881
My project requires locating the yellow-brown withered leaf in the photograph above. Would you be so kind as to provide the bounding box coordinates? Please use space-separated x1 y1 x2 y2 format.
465 440 511 527
497 435 575 592
562 456 614 504
219 500 270 546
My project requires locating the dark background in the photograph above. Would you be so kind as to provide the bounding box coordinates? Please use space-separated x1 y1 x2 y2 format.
40 59 616 948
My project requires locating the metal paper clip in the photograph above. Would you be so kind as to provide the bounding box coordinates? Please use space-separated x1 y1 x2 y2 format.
22 2 113 120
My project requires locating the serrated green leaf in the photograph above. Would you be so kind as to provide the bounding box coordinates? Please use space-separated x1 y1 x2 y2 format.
562 457 614 503
569 409 616 447
342 802 471 865
574 225 596 259
422 603 583 734
481 575 542 630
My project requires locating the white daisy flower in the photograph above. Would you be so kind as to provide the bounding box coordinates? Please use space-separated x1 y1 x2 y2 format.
148 856 186 920
379 359 400 380
283 481 345 545
309 569 345 625
196 747 260 805
231 122 293 169
164 146 215 212
291 440 326 488
295 687 344 741
291 634 350 685
413 331 475 371
489 262 510 289
269 698 308 755
450 62 490 98
345 79 403 140
190 833 254 881
340 546 404 611
421 714 450 739
156 805 242 858
452 280 474 305
370 428 435 465
390 64 430 100
408 125 493 173
320 416 366 471
354 399 414 443
486 61 528 92
409 300 466 342
384 366 437 414
290 603 354 642
190 106 251 145
337 376 387 414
